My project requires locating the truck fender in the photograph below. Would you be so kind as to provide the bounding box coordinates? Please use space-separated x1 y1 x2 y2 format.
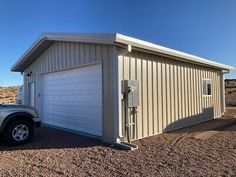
0 112 34 132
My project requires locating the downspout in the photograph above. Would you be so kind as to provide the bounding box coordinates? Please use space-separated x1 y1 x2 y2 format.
118 44 132 57
221 69 231 114
117 44 132 140
114 44 138 150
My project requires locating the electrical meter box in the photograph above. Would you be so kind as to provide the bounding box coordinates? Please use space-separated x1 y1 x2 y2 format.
122 80 140 108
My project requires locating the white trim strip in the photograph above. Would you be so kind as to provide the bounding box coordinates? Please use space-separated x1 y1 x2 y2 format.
115 33 234 71
11 33 234 72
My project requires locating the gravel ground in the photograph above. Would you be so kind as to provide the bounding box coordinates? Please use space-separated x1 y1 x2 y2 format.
1 115 236 176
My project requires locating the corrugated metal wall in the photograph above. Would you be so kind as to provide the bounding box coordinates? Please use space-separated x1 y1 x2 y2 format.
23 41 225 143
119 50 223 140
24 41 117 143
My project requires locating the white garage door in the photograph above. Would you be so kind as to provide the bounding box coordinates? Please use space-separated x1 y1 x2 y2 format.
41 64 103 136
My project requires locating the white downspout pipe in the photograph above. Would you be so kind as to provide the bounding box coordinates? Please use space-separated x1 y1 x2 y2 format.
114 45 138 150
117 44 132 141
221 70 231 114
117 44 132 142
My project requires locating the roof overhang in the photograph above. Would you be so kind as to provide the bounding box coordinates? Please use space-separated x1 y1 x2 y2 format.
11 33 116 72
11 33 234 72
115 34 234 72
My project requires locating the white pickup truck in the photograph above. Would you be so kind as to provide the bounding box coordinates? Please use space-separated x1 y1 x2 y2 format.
0 104 41 145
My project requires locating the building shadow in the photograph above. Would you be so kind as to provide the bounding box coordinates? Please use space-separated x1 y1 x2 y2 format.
164 107 236 134
0 126 109 152
1 107 236 151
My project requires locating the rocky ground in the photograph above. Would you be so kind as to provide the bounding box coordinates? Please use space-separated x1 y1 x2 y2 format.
0 81 235 176
0 110 236 176
225 79 236 107
0 86 18 104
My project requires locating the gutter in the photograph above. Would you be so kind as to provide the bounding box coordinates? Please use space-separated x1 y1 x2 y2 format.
115 33 234 71
222 70 231 74
12 33 235 72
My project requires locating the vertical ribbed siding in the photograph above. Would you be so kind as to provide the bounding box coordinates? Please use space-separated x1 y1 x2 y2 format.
102 45 118 143
24 41 116 143
119 51 223 140
25 42 111 78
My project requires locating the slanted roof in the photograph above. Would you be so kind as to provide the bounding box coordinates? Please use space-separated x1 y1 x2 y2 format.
11 33 234 72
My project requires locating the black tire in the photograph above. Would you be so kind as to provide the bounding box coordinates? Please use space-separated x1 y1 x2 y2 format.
4 119 34 146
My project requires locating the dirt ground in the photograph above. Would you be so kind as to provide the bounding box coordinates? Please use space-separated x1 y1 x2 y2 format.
224 107 236 117
225 79 236 107
1 112 236 176
0 86 18 104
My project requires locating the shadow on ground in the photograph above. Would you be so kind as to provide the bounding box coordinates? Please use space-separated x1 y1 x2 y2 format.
1 116 236 152
0 126 109 151
165 117 236 134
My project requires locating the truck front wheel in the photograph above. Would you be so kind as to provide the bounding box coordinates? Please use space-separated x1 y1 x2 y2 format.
4 119 34 146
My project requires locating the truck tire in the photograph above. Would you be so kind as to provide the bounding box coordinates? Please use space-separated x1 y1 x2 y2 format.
4 119 34 146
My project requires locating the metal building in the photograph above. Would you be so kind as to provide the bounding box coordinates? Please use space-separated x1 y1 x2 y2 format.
11 33 234 144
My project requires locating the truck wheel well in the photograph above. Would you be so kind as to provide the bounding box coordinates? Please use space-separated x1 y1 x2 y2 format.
3 115 34 131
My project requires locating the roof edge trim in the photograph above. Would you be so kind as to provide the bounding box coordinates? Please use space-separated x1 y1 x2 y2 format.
115 33 234 71
11 33 117 71
11 33 234 72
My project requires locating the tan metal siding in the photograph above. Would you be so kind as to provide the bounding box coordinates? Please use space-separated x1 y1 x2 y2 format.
102 45 119 143
24 42 116 143
136 58 143 138
119 50 223 140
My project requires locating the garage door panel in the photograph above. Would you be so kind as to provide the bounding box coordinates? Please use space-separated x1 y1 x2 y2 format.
42 64 102 136
45 106 102 114
45 111 102 121
44 121 101 136
46 116 102 127
44 105 102 113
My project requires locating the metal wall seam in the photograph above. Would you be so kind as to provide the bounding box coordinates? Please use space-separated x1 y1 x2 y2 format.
119 50 223 140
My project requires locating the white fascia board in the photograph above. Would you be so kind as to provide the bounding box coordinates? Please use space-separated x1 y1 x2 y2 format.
11 34 47 71
115 33 234 71
44 33 116 44
11 33 234 72
11 33 116 71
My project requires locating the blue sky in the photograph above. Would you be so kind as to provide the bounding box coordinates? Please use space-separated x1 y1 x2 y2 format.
0 0 236 86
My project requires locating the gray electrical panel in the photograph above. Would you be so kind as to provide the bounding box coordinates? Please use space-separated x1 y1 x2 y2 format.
122 80 140 108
